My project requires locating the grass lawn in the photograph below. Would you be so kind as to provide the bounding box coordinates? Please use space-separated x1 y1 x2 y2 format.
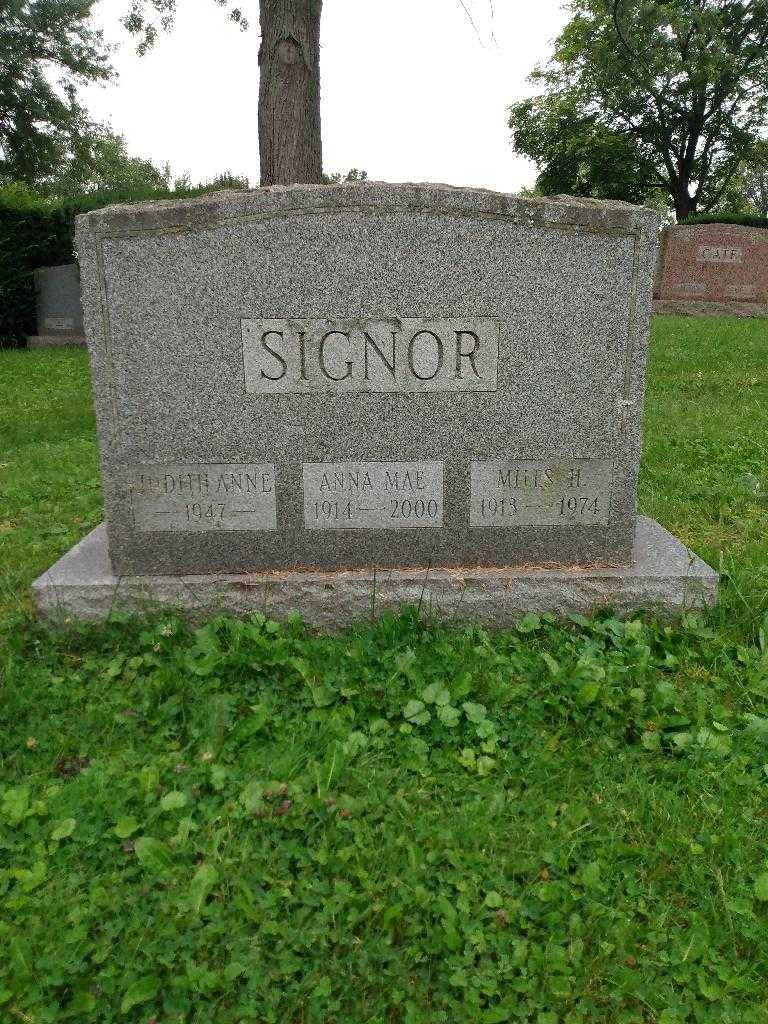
1 316 768 1024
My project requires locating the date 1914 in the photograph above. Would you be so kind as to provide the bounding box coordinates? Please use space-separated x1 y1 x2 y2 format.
303 462 444 530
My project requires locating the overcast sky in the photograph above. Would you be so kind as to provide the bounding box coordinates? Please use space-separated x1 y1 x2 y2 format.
81 0 568 194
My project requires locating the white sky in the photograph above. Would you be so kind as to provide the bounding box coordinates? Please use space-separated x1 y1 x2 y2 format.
81 0 568 194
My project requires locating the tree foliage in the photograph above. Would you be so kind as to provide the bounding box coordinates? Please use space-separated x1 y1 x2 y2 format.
120 0 248 54
37 132 172 198
509 0 768 219
741 144 768 217
510 93 657 205
718 139 768 217
0 0 114 185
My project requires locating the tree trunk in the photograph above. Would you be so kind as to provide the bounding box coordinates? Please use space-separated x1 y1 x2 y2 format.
258 0 323 186
756 173 768 219
673 183 696 221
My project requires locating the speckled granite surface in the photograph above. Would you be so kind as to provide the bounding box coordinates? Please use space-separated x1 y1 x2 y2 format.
657 223 768 305
75 182 660 575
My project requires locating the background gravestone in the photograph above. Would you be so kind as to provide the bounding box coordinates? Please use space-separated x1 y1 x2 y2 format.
656 223 768 314
33 182 718 623
27 263 86 348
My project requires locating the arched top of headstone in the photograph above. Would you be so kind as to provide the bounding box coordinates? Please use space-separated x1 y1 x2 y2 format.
75 181 658 242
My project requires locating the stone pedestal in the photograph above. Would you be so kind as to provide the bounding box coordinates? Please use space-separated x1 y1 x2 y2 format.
26 335 87 348
653 298 768 319
33 518 718 627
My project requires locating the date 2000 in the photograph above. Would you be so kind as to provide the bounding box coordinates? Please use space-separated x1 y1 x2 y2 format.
312 498 439 522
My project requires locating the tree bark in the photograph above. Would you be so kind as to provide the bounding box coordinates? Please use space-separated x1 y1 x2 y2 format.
673 183 696 221
258 0 323 186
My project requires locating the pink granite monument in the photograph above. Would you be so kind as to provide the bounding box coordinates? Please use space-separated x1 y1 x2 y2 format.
657 223 768 310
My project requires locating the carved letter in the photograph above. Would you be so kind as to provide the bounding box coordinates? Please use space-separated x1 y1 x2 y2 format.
319 331 353 381
408 330 444 381
455 331 481 379
260 331 288 381
298 331 309 380
363 331 397 380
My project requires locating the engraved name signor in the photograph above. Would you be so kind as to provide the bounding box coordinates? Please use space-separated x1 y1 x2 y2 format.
242 318 500 394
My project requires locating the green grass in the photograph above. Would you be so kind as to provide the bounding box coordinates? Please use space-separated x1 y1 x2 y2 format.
1 317 768 1024
0 347 101 619
640 316 768 630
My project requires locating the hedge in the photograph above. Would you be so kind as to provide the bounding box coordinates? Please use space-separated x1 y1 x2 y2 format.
0 182 225 348
681 212 768 230
0 187 71 346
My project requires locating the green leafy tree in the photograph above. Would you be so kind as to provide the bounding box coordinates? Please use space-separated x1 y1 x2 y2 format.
203 170 251 190
38 132 172 197
719 139 768 217
509 0 768 220
743 143 768 217
510 93 656 205
323 168 368 185
0 0 114 185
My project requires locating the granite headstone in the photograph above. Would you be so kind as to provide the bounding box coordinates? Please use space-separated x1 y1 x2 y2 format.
33 182 718 622
657 222 768 310
27 263 86 348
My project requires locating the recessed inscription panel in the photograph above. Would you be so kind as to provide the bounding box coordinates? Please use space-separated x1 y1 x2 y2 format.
672 282 706 296
697 245 743 264
44 315 75 331
242 318 499 394
129 464 277 532
470 459 613 528
304 461 444 529
724 283 757 299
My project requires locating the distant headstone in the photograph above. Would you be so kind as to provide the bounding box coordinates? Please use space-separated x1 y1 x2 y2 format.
33 183 717 624
27 264 86 348
656 223 768 315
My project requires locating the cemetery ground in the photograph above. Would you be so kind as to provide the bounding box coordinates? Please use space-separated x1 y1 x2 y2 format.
1 316 768 1024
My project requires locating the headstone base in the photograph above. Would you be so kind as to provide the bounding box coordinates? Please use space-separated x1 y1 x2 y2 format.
653 299 768 319
26 335 87 348
33 518 718 627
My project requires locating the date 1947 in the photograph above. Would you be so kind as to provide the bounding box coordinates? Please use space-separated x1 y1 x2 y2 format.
184 502 227 523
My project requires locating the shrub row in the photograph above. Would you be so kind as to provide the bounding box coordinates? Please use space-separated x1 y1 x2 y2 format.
682 212 768 230
0 182 229 348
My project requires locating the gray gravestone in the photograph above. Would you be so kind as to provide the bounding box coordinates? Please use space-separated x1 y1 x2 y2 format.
33 183 717 622
27 264 86 347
